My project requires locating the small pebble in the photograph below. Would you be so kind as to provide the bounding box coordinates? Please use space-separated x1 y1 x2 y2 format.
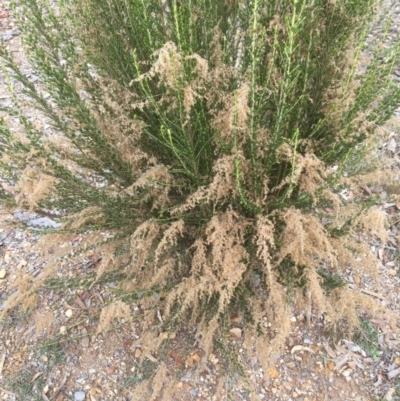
3 30 12 41
0 269 6 279
74 391 85 401
229 327 242 338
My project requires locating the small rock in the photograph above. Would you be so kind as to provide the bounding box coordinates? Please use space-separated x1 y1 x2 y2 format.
229 327 242 338
290 316 297 322
134 348 141 358
388 269 397 277
3 29 12 42
81 328 89 348
209 353 219 365
342 370 351 377
0 10 9 18
159 332 176 340
3 30 13 41
292 391 298 398
60 326 67 335
65 309 73 318
266 366 279 379
186 353 201 367
0 269 6 279
74 391 85 401
28 216 61 229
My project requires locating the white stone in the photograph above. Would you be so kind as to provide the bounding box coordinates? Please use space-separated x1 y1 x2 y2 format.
74 391 85 401
229 328 242 338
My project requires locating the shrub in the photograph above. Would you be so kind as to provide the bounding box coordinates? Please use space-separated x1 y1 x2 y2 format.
1 0 399 381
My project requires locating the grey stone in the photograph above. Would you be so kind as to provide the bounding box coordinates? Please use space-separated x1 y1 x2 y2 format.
74 391 85 401
28 216 61 229
3 29 20 41
3 30 13 41
14 211 61 229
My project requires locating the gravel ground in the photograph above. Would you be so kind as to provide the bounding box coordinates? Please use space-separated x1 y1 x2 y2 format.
0 1 400 400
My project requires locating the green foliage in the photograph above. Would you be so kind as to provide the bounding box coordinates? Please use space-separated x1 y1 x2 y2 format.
0 309 32 330
354 317 381 359
2 0 399 221
317 269 346 294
